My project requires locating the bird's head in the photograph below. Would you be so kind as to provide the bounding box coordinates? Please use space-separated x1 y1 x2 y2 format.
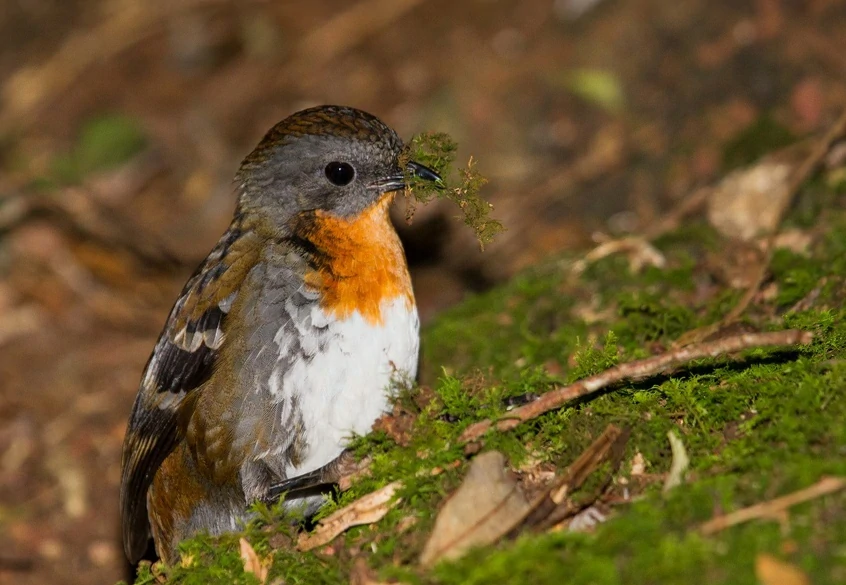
235 105 440 227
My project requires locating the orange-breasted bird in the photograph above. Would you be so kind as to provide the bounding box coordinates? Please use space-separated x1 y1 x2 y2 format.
119 105 440 564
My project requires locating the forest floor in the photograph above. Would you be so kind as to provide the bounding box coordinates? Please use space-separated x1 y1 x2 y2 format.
1 1 845 584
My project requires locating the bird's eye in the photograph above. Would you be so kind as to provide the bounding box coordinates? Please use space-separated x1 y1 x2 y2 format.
324 161 355 186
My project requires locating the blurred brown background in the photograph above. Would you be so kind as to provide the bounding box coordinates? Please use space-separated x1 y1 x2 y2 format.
0 0 844 583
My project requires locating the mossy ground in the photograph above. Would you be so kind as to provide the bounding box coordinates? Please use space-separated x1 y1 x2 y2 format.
130 212 846 585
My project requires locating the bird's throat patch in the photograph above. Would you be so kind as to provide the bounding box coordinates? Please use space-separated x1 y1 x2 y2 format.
295 196 414 325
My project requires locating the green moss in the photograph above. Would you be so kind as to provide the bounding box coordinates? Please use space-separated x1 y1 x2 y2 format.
769 248 825 307
130 213 846 585
568 331 620 380
432 475 846 585
401 132 504 248
721 114 797 170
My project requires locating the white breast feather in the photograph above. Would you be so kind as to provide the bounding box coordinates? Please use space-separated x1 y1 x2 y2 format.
268 296 419 478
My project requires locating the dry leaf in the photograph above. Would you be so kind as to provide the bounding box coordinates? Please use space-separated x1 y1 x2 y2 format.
663 430 689 493
396 515 418 532
630 452 646 476
372 404 416 446
420 451 531 566
297 481 402 551
707 160 792 241
755 554 810 585
239 537 269 584
700 477 846 535
773 229 813 255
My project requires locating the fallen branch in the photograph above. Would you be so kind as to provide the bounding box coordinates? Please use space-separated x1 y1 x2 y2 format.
459 329 812 443
521 424 629 533
699 476 846 536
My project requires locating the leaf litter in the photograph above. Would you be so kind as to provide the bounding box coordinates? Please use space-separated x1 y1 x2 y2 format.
239 537 271 584
419 451 530 567
662 429 690 493
297 481 403 552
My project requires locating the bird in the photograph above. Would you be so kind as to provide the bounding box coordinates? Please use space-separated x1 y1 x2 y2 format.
119 105 441 564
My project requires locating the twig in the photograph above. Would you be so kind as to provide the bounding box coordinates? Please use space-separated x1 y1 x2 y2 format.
512 425 624 534
570 181 710 278
549 425 626 506
458 329 812 443
643 185 712 240
699 476 846 535
529 425 629 533
571 237 666 275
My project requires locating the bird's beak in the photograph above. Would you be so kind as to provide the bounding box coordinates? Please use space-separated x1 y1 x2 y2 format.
370 160 442 194
407 160 442 184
